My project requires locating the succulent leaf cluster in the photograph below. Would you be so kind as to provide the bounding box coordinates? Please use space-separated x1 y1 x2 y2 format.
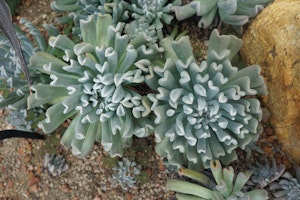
51 0 182 29
171 0 272 33
5 109 32 131
0 25 33 88
0 1 269 192
2 98 45 132
44 153 69 176
0 19 58 130
51 0 129 34
269 166 300 200
111 158 141 190
247 157 286 189
123 0 181 30
145 29 267 169
125 19 159 45
0 18 57 91
28 14 161 157
5 108 45 131
167 160 269 200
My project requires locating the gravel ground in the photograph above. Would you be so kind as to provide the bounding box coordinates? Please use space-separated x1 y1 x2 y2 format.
0 108 175 200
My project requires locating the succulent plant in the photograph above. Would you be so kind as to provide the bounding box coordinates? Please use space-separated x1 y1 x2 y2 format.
5 106 46 131
50 0 180 42
171 0 272 33
28 14 162 158
145 29 267 169
44 153 69 176
0 18 58 90
246 157 286 189
269 166 300 200
5 108 32 131
123 0 181 30
0 19 58 133
243 140 264 159
0 0 31 87
4 0 20 15
51 0 128 35
124 18 160 45
167 160 269 200
111 157 141 190
0 25 32 89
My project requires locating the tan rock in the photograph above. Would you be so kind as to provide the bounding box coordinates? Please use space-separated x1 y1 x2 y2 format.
241 0 300 163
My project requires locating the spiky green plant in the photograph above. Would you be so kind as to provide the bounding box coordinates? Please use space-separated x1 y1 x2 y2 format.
167 160 269 200
145 29 267 169
28 14 163 157
171 0 272 33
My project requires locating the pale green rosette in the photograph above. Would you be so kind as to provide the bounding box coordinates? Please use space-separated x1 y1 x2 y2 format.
167 160 269 200
146 29 267 169
28 14 162 157
269 166 300 200
123 0 181 30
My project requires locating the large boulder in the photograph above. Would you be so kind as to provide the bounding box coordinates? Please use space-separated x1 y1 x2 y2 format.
241 0 300 163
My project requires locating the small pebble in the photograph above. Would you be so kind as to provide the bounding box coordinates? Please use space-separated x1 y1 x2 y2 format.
7 180 14 188
28 184 38 193
24 0 31 6
61 183 72 193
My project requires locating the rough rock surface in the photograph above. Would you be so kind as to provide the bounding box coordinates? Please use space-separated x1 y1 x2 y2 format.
241 0 300 163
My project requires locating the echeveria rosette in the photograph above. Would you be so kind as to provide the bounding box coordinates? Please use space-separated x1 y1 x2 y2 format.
28 14 160 157
51 0 128 34
125 19 160 45
44 153 69 177
247 157 286 189
269 166 300 200
167 160 269 200
171 0 272 33
112 158 141 190
124 0 182 30
146 29 267 169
